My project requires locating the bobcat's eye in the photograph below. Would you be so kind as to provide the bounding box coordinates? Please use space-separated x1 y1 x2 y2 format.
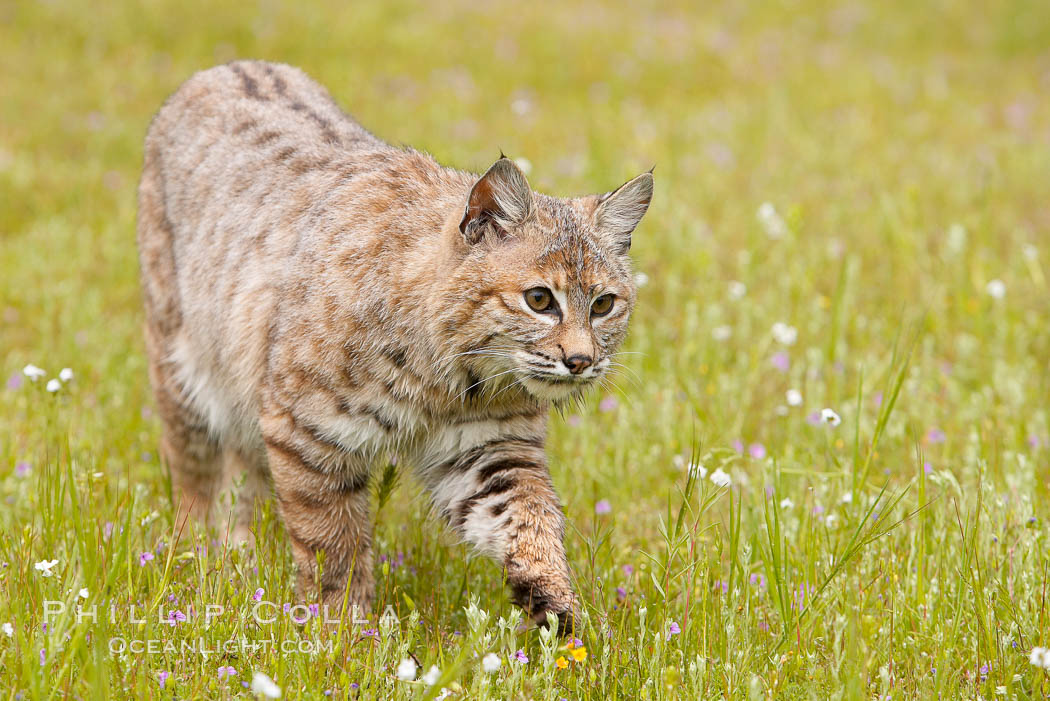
591 294 615 317
524 287 556 313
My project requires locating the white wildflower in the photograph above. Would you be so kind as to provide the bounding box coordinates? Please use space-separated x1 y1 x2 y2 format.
820 408 842 427
78 588 89 599
421 665 441 686
757 202 788 239
841 492 853 504
985 279 1006 299
250 671 282 698
395 658 417 681
688 462 707 479
1029 646 1050 669
728 280 746 299
785 389 803 406
435 689 451 701
779 498 795 509
633 271 649 287
1023 244 1038 261
825 513 839 528
46 379 61 393
1 622 12 637
59 368 74 382
34 559 59 577
946 223 967 253
771 322 798 346
712 325 731 341
23 364 46 381
513 157 532 175
481 652 501 673
710 468 732 487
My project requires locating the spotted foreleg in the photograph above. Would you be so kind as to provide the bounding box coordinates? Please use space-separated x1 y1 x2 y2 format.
260 410 374 619
424 437 579 633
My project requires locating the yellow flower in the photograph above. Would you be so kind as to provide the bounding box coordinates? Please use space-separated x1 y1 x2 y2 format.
556 656 569 670
570 646 587 662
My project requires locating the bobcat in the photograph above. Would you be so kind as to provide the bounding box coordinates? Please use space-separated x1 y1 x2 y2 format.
137 60 652 632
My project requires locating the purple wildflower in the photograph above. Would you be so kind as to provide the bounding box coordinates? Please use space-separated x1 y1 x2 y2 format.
361 628 378 638
6 373 24 391
14 461 30 477
567 415 582 427
599 396 618 412
923 462 933 475
158 671 170 688
217 665 236 679
40 648 45 666
515 649 529 664
770 351 790 372
806 411 822 426
732 439 745 454
748 443 767 460
139 551 154 566
622 564 634 576
594 499 612 515
925 428 946 444
666 621 681 641
166 610 187 626
252 588 264 602
616 586 627 600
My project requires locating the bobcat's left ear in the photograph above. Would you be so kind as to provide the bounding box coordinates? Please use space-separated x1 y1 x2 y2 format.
592 171 654 254
459 157 534 245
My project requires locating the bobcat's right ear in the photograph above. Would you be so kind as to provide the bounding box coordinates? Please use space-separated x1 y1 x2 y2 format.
459 157 534 245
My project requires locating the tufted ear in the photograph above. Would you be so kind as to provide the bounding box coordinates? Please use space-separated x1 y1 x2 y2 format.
593 171 654 254
459 157 534 244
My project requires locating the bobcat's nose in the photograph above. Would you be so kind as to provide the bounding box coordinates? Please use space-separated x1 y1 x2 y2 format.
563 354 593 375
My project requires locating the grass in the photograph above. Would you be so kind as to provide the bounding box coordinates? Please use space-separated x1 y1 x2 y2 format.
2 0 1049 698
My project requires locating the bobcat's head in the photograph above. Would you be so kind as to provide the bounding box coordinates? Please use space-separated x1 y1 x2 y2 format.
440 157 653 404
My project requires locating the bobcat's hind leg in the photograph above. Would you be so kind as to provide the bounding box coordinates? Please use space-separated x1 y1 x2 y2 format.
149 357 223 527
216 445 271 548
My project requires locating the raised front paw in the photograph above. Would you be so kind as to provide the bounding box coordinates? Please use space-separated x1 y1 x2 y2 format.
509 574 581 636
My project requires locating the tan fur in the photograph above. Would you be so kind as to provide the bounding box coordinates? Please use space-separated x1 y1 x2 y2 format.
137 60 652 631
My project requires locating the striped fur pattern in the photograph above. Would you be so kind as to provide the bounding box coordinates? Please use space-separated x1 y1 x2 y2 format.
137 61 653 631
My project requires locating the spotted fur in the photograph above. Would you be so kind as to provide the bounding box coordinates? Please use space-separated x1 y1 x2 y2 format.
137 60 652 631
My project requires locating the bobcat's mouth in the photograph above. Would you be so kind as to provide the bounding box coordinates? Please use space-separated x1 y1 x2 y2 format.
520 371 595 401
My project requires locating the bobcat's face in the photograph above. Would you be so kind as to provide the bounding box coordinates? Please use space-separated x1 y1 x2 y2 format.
444 158 652 405
484 232 637 402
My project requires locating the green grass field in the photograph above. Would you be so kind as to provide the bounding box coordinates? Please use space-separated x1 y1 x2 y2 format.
2 0 1049 698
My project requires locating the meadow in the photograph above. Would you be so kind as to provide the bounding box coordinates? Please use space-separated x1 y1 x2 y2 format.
2 0 1049 698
